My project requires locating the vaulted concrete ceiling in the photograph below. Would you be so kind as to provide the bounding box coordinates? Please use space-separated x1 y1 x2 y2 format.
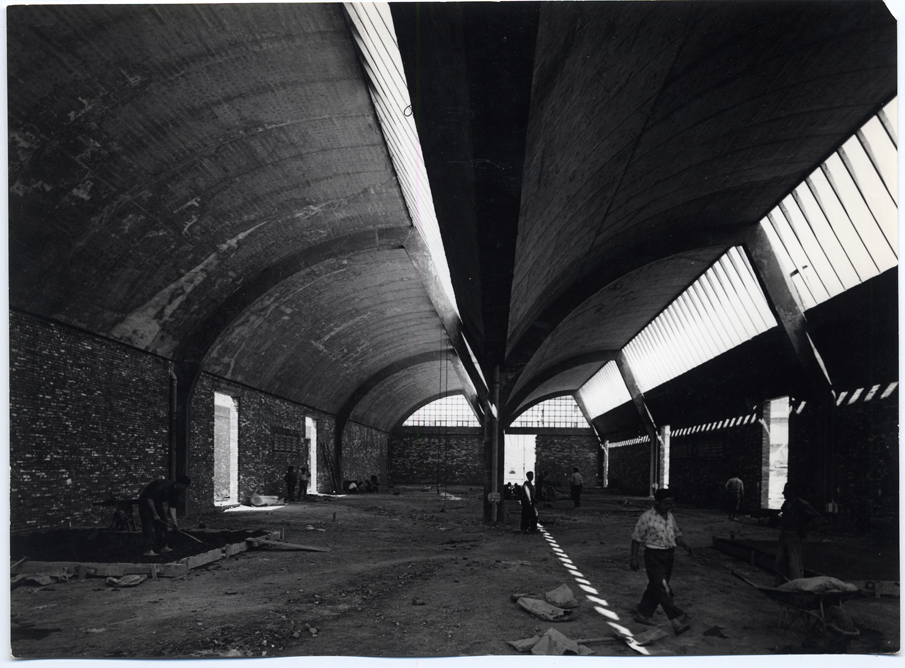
8 2 897 432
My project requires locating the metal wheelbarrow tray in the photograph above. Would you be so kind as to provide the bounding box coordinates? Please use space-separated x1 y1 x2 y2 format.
732 571 862 642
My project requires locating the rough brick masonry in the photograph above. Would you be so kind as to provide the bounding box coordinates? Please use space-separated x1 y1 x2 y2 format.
10 312 389 531
10 311 170 533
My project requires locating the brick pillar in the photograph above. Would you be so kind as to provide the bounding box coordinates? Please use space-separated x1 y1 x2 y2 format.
659 425 670 489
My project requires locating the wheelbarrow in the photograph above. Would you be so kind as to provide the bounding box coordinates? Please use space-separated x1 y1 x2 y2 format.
732 571 862 648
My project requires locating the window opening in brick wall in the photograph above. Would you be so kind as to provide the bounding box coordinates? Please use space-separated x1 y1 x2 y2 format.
762 396 789 510
273 428 302 456
510 396 589 429
306 417 317 496
504 434 536 486
213 392 239 506
402 394 480 427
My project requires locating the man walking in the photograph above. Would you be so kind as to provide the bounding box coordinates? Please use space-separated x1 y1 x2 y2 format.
629 488 693 634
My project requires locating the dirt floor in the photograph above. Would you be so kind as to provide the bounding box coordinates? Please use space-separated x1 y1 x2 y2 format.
8 486 900 661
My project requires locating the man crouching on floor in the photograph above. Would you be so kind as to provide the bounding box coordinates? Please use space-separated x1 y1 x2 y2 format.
629 487 693 635
139 475 192 557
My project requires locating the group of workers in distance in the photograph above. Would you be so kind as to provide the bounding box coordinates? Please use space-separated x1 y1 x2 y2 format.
283 465 312 502
516 469 824 636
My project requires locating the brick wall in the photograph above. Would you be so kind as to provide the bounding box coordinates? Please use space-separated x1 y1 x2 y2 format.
389 428 484 485
533 431 600 491
9 310 367 530
607 421 763 506
190 375 337 509
670 424 763 510
342 421 389 485
10 312 171 533
607 439 650 496
790 391 898 538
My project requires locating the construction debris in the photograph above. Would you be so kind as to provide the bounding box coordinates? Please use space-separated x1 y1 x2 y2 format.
516 596 574 622
703 625 731 638
247 538 330 552
545 583 579 609
105 575 147 588
506 628 595 655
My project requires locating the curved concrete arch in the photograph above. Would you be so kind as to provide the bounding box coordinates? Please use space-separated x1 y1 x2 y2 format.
504 224 747 386
506 350 618 417
391 390 476 434
506 390 583 429
173 226 412 367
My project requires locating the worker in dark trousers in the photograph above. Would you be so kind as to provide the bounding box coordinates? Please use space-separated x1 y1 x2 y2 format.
570 467 584 508
138 476 191 557
284 466 298 502
520 471 538 533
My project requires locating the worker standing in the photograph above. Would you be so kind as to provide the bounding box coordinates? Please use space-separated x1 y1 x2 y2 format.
570 467 584 508
284 466 299 502
520 471 538 533
298 466 311 500
629 488 693 634
138 476 191 557
773 482 824 585
725 475 744 520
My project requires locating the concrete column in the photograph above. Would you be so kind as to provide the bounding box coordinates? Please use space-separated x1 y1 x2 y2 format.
602 440 609 488
172 360 202 516
490 366 501 523
659 425 670 489
745 225 835 507
744 225 833 397
615 351 661 497
482 404 493 523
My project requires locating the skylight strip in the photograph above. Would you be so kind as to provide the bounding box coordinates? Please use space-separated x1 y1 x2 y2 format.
703 264 752 343
823 154 898 265
343 3 459 314
864 384 881 401
766 211 825 306
637 330 665 390
673 292 714 365
880 382 898 399
839 138 898 244
681 288 725 364
657 314 694 383
780 196 847 298
836 145 898 257
578 361 632 418
660 300 700 372
729 248 776 331
712 260 759 338
806 171 880 279
724 252 771 337
625 331 657 392
698 271 742 349
711 255 758 335
683 287 722 359
646 320 675 389
793 184 863 286
624 334 651 392
878 98 898 147
730 246 779 334
692 271 740 353
857 120 897 205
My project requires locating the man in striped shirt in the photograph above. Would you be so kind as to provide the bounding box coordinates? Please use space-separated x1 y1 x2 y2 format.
629 488 693 634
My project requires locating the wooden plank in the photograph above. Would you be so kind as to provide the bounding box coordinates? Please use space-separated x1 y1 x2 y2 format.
247 538 330 552
185 548 226 570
